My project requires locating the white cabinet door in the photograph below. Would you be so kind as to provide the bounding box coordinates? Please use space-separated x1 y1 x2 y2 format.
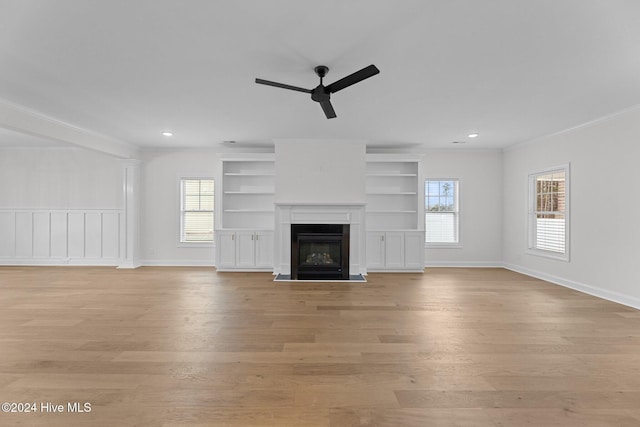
366 232 386 269
384 231 405 269
216 231 237 268
404 231 424 269
216 229 274 270
254 231 274 268
235 231 256 268
366 230 424 272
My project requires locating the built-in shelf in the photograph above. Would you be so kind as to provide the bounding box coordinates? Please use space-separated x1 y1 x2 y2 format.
366 156 422 231
366 192 418 195
224 172 275 176
223 209 275 213
367 210 418 214
366 173 418 177
365 155 424 272
218 156 275 230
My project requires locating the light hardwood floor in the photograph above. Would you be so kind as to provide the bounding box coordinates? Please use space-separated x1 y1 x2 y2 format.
1 267 639 426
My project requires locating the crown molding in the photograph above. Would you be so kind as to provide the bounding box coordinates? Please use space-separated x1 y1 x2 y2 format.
0 98 140 159
504 103 640 153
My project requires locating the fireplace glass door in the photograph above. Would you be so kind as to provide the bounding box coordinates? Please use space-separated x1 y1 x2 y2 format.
291 224 349 280
299 234 342 268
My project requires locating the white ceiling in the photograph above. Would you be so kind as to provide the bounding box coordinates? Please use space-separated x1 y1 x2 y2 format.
1 0 639 152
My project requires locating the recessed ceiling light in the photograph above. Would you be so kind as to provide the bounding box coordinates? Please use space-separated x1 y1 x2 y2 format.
162 131 173 137
468 132 479 138
451 141 467 144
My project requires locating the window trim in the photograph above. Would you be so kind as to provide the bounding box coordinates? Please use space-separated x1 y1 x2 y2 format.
527 163 570 261
178 177 215 247
424 177 462 248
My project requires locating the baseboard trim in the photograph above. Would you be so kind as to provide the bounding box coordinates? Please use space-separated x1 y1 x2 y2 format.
504 263 640 310
424 261 503 268
140 259 215 267
0 258 119 266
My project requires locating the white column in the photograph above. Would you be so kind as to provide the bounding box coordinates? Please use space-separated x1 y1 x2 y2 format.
118 159 142 268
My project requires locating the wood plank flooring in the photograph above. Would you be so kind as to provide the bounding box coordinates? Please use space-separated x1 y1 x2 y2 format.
0 267 639 426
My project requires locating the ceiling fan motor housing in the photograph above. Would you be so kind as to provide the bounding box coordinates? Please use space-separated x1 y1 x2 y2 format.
312 66 331 103
311 87 330 103
314 65 329 78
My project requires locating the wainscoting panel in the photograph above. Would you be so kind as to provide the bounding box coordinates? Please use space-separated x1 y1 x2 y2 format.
15 212 33 258
68 212 85 258
50 212 68 258
102 212 120 259
32 212 50 258
0 209 123 265
0 212 15 257
85 212 102 258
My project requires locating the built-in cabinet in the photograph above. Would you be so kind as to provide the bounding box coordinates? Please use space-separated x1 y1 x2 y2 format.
215 154 275 271
216 230 274 271
366 231 424 271
215 153 424 273
365 155 424 272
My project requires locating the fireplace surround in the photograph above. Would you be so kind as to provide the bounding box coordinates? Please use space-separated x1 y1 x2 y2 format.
273 203 366 277
291 224 349 280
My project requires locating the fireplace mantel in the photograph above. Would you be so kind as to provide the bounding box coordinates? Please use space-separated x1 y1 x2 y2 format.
273 203 366 276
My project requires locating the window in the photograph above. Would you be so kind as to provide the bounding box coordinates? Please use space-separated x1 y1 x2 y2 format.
180 178 214 243
528 165 569 260
425 179 459 245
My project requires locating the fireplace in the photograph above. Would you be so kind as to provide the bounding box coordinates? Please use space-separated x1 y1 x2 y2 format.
291 224 350 280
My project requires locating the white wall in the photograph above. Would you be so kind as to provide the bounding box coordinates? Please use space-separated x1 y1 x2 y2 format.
0 147 123 265
422 149 503 266
0 147 121 208
503 107 640 308
275 140 366 204
140 147 274 265
140 149 219 265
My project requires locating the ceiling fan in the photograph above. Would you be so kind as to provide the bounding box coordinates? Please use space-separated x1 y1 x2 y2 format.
255 64 380 119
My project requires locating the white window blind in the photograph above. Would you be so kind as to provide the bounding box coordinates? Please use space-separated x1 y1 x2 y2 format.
180 179 214 242
425 179 459 244
528 166 569 258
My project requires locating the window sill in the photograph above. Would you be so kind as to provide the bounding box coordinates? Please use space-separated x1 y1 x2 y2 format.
526 248 569 262
425 243 462 249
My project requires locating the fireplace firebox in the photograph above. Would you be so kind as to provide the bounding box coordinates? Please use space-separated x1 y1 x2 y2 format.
291 224 350 280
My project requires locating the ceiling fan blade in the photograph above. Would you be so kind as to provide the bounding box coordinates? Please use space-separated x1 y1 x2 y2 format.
255 78 312 94
320 100 337 119
326 64 380 93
